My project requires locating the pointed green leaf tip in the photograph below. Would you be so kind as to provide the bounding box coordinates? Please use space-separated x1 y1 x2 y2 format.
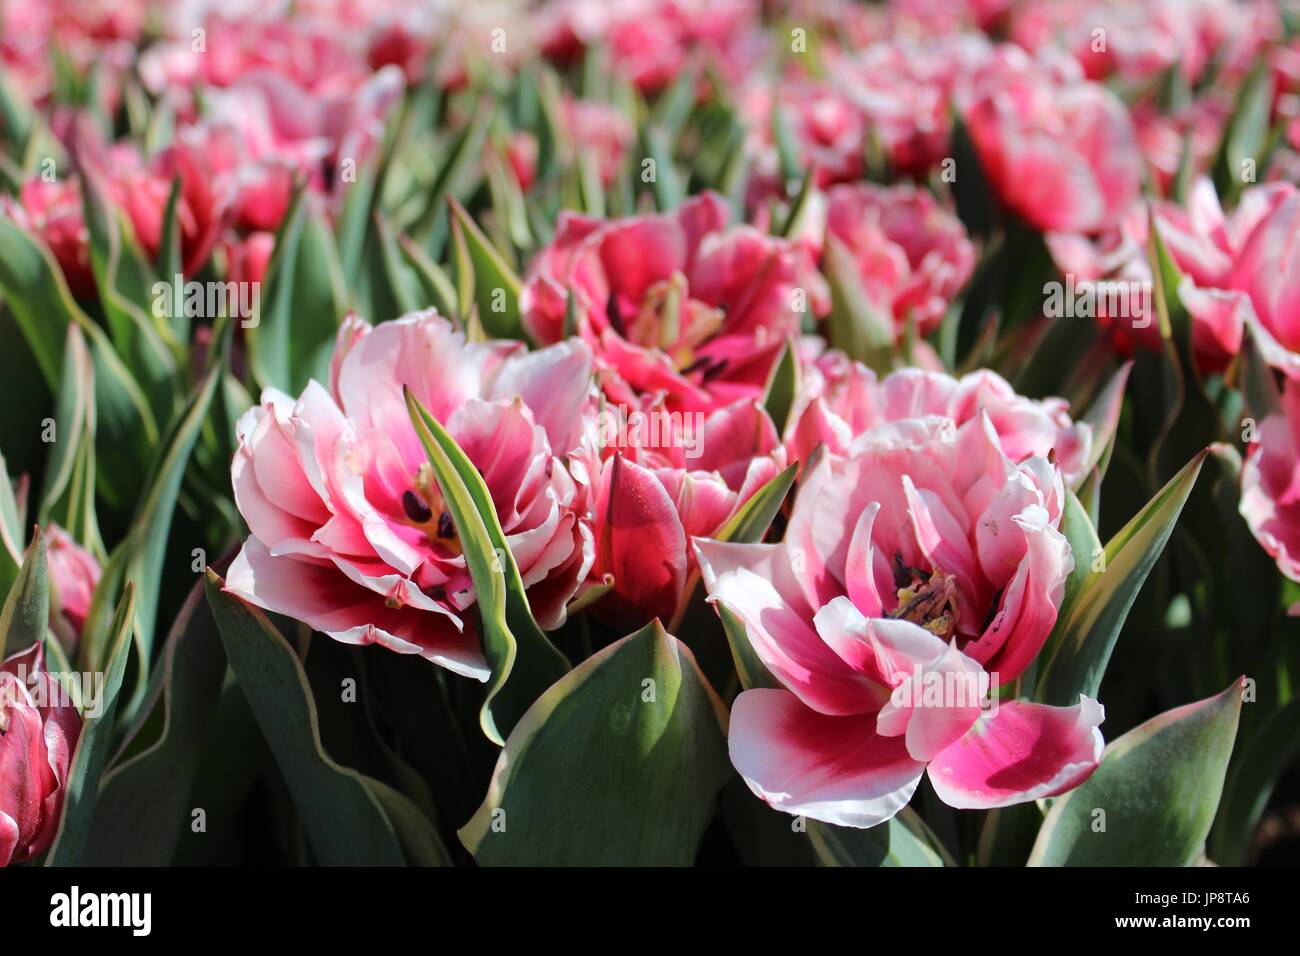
1029 677 1246 866
460 619 730 866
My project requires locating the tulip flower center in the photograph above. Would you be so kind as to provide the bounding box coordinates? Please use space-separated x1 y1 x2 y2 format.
888 558 959 641
403 463 461 556
617 271 726 372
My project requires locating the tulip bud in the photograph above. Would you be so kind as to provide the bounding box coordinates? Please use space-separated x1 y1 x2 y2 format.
45 525 103 658
0 643 81 866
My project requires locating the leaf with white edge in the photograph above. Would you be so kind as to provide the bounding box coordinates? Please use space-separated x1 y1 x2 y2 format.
45 584 135 867
207 573 450 866
38 323 100 554
1029 678 1245 866
405 389 569 745
0 452 23 601
248 190 345 393
714 463 797 546
1079 360 1131 482
80 166 180 418
0 213 80 385
82 576 226 865
1210 695 1300 865
399 234 459 323
78 368 218 697
825 235 894 374
808 810 953 867
671 464 798 631
448 197 524 340
1035 449 1208 706
1 525 47 658
715 601 779 693
460 619 730 865
761 339 799 436
638 123 685 211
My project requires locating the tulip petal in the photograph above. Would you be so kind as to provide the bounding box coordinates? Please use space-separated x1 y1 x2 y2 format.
927 696 1105 810
729 688 925 829
697 544 884 716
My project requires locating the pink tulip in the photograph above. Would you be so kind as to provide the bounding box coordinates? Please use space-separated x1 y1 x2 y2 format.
0 643 81 865
962 57 1142 233
536 0 764 93
698 415 1103 827
224 231 276 289
1046 178 1288 372
1008 0 1238 85
77 139 227 278
740 80 867 198
44 526 102 657
225 312 596 679
570 397 784 628
786 346 1093 485
1241 379 1300 589
0 178 96 299
521 191 829 414
824 183 976 339
1223 184 1300 378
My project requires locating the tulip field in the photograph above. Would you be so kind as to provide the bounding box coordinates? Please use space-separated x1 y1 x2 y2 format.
0 0 1298 874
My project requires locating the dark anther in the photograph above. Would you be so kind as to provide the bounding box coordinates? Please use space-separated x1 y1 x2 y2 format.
402 490 433 523
437 512 456 539
606 290 626 337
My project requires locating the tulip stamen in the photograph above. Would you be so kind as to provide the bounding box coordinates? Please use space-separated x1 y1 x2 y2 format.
889 569 960 641
406 464 462 554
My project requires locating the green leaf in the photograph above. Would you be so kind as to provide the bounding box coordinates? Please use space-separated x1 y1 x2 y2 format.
825 235 894 373
207 573 450 866
0 451 24 602
775 167 816 239
717 463 798 546
409 104 492 245
45 584 136 866
80 167 181 419
1213 63 1273 203
1210 695 1300 865
652 67 698 138
79 368 218 695
83 576 227 865
448 197 525 340
1028 678 1245 866
38 323 101 553
638 123 685 210
1035 449 1208 705
770 99 801 185
1079 359 1131 483
670 464 798 632
808 809 952 867
716 601 780 693
460 619 731 865
157 177 184 337
248 191 344 393
399 234 459 322
405 388 569 745
1 525 47 658
0 213 158 509
761 338 799 436
0 213 82 385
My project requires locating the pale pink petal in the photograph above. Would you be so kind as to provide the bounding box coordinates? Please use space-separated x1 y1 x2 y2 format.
729 688 925 829
927 696 1105 810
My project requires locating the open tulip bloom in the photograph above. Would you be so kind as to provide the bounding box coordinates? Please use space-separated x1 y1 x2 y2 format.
0 0 1294 879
